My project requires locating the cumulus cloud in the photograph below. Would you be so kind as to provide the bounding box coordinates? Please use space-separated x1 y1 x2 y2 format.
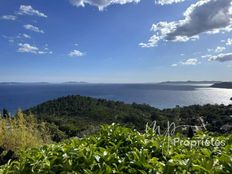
172 58 200 67
207 46 226 53
18 43 52 54
215 46 226 53
155 0 185 5
140 0 232 47
1 15 17 20
226 38 232 45
70 0 140 11
24 24 44 33
139 35 160 48
18 5 47 18
69 50 85 57
208 53 232 62
181 58 199 65
18 43 38 53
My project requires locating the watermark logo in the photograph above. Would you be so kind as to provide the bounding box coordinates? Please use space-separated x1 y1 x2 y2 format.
172 137 225 149
147 121 226 154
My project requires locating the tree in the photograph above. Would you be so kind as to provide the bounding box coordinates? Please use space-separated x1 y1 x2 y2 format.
151 112 159 121
2 108 9 118
187 126 194 138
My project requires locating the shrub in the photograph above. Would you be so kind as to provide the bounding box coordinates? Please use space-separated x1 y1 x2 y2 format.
0 124 231 173
0 111 51 153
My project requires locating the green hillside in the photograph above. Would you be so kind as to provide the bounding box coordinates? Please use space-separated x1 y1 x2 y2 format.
25 95 232 140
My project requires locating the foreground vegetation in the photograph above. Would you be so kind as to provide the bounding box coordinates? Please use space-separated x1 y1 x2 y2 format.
0 95 231 173
0 111 51 166
0 124 231 173
0 111 51 153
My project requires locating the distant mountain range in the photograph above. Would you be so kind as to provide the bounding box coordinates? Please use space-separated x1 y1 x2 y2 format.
0 81 223 85
0 82 88 85
160 81 221 84
0 82 50 85
62 81 88 84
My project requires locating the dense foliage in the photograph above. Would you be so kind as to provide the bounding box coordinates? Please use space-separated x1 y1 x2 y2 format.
25 95 232 140
0 111 51 153
1 124 231 173
0 111 52 166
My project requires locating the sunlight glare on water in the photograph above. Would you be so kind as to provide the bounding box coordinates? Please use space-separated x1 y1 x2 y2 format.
192 87 232 106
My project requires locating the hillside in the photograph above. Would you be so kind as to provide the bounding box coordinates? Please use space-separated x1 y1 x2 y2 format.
25 95 156 138
211 82 232 89
25 95 232 140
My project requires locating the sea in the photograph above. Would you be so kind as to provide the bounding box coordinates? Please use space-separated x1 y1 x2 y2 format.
0 83 232 114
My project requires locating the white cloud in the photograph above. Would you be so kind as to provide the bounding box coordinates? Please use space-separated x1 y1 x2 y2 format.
17 33 31 39
18 43 52 54
207 46 226 53
24 24 44 33
2 35 14 43
8 39 14 43
208 53 232 62
2 33 31 44
201 54 212 58
70 0 140 11
3 35 16 43
181 58 199 65
172 58 200 67
140 0 232 47
22 33 31 39
155 0 185 5
38 50 53 55
139 35 160 48
226 38 232 45
1 15 17 20
171 63 178 67
18 5 47 18
69 50 85 57
215 46 226 53
18 43 38 54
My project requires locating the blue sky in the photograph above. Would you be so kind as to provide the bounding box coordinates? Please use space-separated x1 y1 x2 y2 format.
0 0 232 83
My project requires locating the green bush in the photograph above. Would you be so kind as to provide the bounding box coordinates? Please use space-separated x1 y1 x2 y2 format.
0 111 51 153
1 124 231 173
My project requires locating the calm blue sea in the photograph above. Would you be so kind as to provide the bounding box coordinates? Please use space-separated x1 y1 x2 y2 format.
0 83 232 114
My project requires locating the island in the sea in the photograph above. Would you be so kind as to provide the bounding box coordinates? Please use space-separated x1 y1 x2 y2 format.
211 82 232 89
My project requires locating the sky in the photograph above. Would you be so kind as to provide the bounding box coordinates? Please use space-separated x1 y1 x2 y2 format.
0 0 232 83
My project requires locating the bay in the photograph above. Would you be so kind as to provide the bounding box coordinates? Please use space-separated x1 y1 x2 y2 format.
0 83 232 114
